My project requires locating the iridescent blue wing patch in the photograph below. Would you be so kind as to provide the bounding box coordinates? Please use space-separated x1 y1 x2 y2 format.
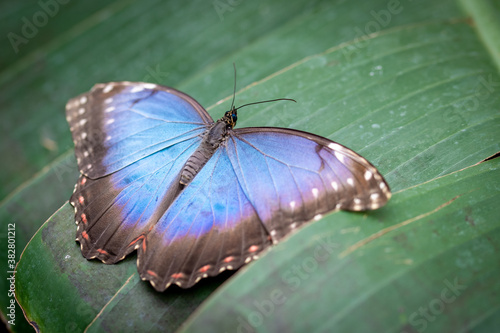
66 82 212 178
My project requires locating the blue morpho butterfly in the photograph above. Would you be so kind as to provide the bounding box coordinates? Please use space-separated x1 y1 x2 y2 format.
66 75 391 291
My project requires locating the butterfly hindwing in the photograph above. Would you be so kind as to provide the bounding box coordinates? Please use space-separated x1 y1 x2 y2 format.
71 137 205 263
138 148 271 290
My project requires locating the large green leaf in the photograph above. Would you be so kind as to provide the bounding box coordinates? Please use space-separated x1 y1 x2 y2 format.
2 0 499 331
180 159 500 333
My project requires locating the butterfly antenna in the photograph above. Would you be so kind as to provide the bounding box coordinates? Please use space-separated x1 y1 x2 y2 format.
230 63 237 110
230 63 296 110
236 98 297 110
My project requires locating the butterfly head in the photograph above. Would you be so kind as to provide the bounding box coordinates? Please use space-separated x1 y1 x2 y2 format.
221 98 297 130
222 107 238 129
223 64 295 130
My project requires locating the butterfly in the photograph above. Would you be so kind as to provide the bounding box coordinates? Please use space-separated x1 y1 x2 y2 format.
66 80 391 291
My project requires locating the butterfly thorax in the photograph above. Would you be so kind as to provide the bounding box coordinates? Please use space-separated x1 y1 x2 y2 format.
179 119 232 185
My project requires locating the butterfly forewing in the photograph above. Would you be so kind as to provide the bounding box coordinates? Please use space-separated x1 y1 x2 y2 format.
65 82 212 178
228 127 390 242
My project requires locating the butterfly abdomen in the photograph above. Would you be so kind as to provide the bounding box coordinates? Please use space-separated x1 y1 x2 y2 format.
180 120 229 185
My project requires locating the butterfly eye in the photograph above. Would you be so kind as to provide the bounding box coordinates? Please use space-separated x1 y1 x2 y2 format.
223 110 237 127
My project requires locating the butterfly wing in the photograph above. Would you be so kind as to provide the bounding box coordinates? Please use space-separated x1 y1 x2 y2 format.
138 148 271 290
229 127 391 242
70 138 202 263
138 127 390 290
66 82 213 263
66 82 212 178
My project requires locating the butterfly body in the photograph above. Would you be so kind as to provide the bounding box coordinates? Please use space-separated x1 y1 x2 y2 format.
180 115 232 185
66 81 391 291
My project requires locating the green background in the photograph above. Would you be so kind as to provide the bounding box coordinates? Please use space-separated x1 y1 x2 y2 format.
1 0 499 332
